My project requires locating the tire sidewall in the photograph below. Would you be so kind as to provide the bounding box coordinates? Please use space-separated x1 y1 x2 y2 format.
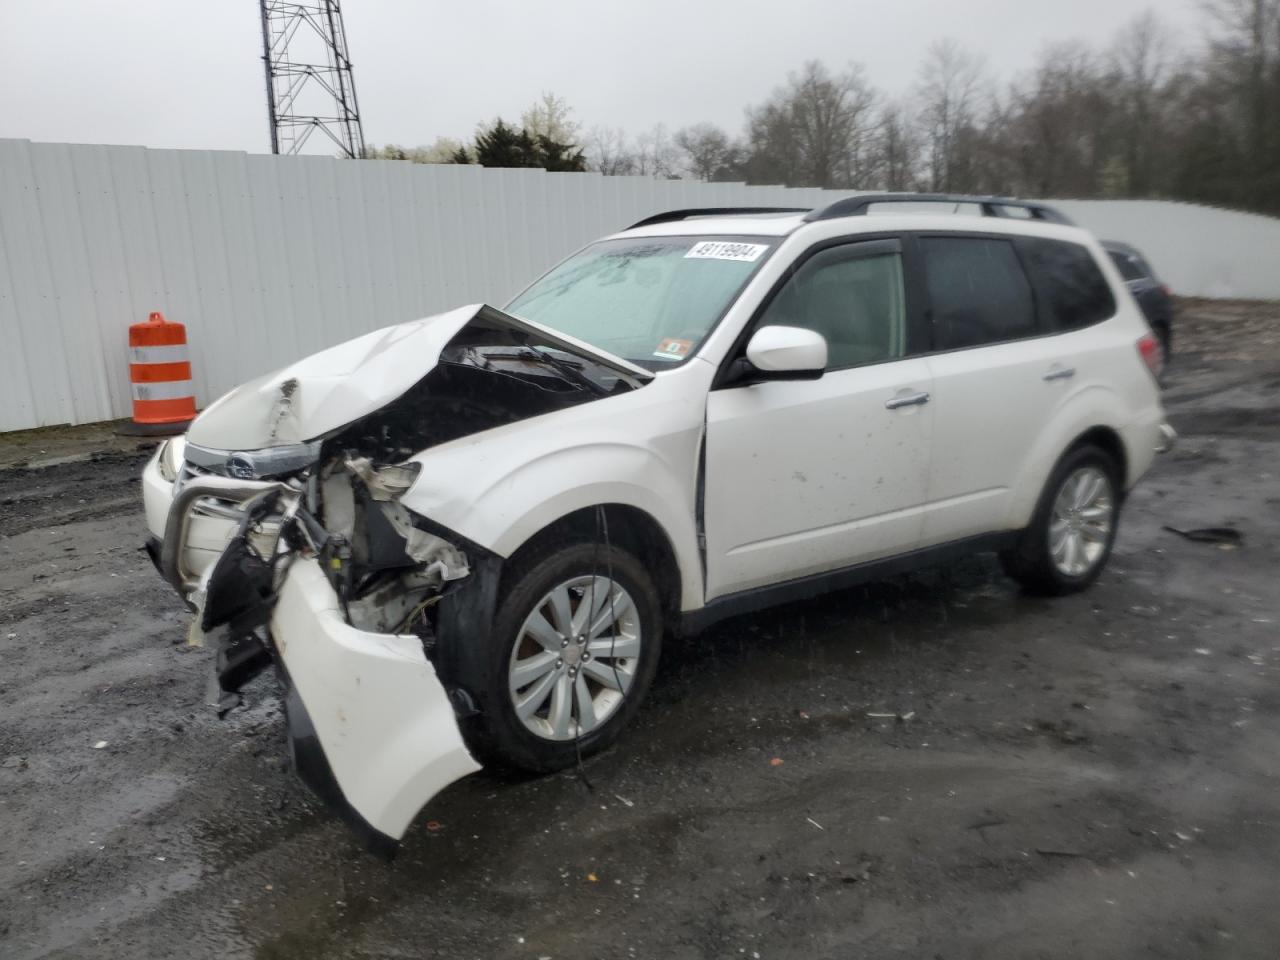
471 541 663 773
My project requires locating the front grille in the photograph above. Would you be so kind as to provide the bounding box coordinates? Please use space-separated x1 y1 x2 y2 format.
173 461 218 496
182 441 321 481
183 443 232 476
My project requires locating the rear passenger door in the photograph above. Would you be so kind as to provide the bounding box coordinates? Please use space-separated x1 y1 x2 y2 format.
915 233 1111 545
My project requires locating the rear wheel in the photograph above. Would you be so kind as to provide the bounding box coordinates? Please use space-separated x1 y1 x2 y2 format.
455 541 662 773
1000 444 1121 595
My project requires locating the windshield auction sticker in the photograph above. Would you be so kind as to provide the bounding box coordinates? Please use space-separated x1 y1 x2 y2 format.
653 338 694 361
684 241 769 262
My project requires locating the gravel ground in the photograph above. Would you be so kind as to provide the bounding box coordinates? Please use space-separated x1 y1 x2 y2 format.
2 300 1278 960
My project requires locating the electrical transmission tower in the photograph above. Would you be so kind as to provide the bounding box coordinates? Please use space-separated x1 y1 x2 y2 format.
259 0 366 158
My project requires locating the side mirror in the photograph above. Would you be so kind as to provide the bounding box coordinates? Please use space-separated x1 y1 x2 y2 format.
740 325 827 382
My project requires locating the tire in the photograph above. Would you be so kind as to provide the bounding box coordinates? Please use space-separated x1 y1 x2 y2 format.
453 540 663 773
1000 443 1122 596
1155 321 1173 367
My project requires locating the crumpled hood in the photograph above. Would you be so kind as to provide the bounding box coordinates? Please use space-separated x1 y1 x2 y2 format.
185 304 650 451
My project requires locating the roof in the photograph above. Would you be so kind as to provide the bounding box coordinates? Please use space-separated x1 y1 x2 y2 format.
615 194 1085 243
615 210 1092 245
618 212 808 238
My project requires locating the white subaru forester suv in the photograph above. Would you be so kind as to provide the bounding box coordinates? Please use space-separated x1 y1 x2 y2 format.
142 194 1173 852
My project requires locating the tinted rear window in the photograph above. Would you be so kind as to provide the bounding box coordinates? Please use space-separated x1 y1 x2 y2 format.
1108 250 1146 282
1022 239 1117 331
920 236 1037 349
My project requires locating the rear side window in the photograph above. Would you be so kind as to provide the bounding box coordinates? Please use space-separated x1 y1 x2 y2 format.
919 236 1037 349
1022 238 1117 331
1108 250 1145 282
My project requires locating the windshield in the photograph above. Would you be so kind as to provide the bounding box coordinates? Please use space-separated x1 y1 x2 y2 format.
506 236 778 370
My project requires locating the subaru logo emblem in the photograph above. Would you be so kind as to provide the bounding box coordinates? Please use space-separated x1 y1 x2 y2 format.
226 453 256 480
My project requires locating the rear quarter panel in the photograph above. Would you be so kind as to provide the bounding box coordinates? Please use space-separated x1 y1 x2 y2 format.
1004 252 1165 528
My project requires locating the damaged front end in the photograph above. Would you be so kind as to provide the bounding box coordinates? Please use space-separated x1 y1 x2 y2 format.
155 452 481 855
146 304 648 853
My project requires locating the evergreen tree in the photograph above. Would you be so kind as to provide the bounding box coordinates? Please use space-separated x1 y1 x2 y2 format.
470 118 586 171
536 134 587 172
474 119 528 167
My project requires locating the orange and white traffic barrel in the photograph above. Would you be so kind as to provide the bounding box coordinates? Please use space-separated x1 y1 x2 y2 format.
123 311 196 435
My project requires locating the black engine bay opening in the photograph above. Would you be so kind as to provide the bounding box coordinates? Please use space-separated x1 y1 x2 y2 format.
322 315 644 465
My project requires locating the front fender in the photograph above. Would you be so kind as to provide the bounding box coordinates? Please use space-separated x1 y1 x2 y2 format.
403 439 704 612
398 363 712 612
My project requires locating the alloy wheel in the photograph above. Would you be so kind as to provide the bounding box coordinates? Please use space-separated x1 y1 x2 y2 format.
1049 465 1114 577
507 575 641 741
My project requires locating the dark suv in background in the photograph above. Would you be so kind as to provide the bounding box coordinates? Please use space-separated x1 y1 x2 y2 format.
1103 239 1173 363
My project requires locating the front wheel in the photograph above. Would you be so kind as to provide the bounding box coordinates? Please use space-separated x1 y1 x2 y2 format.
1000 444 1122 595
454 541 662 773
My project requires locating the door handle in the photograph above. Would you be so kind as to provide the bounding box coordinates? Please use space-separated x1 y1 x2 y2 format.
885 390 931 410
1043 365 1076 382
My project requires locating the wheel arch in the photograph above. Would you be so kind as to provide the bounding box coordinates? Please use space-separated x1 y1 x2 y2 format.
1004 387 1131 529
1068 425 1128 488
401 426 707 614
502 503 687 633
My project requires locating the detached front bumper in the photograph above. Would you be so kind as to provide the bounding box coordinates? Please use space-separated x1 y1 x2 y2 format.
272 558 480 849
144 450 480 851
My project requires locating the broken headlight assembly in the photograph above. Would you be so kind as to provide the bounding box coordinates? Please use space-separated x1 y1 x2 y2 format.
313 454 466 638
156 436 186 483
342 458 421 500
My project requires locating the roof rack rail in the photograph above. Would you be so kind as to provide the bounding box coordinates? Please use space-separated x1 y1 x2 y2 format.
804 193 1074 226
628 207 811 229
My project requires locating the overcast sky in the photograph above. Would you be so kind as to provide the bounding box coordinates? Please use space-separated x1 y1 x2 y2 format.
1 0 1206 155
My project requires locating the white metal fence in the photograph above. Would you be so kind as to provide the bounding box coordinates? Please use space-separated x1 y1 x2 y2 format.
2 137 1277 432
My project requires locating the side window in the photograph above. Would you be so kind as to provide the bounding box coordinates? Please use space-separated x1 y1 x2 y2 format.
1022 238 1118 331
1108 250 1145 282
919 236 1037 349
756 244 907 370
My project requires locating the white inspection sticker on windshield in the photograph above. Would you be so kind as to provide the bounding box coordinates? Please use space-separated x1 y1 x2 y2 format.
684 241 769 262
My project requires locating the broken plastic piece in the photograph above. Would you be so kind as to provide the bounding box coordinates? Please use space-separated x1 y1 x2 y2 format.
343 456 422 501
1162 525 1243 545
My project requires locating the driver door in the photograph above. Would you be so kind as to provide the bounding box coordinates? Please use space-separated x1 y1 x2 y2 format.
703 237 933 600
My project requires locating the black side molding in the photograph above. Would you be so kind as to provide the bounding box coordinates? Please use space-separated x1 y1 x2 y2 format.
682 531 1020 635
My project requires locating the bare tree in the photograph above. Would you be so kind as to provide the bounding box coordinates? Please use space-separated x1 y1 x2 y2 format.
1107 9 1178 195
521 92 579 145
1002 42 1118 197
583 126 637 175
634 124 681 178
916 39 989 193
376 5 1280 213
1201 0 1280 194
869 102 921 191
673 123 737 180
743 60 879 188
